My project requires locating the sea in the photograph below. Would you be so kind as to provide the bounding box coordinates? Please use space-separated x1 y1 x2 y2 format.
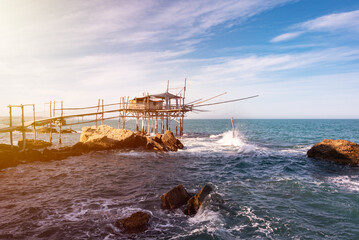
1 119 359 240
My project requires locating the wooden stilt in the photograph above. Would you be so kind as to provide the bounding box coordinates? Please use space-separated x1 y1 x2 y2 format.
21 104 26 150
231 117 235 138
136 117 139 132
9 106 13 147
59 101 63 144
33 104 36 140
49 101 52 143
155 116 158 134
101 99 104 125
142 117 145 133
118 102 121 129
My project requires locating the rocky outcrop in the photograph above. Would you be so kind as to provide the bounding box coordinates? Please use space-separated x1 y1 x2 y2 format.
0 125 185 170
17 139 52 149
80 125 146 150
161 131 184 151
116 212 151 234
307 139 359 165
60 128 77 133
80 125 183 152
161 184 191 209
183 185 213 216
36 127 58 134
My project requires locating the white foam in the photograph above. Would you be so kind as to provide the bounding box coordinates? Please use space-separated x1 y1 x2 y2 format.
236 206 274 236
327 175 359 192
217 130 245 147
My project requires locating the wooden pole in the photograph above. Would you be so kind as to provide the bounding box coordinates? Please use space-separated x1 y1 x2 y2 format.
142 117 145 133
9 105 13 147
33 104 36 140
161 116 164 134
117 98 121 128
155 115 158 134
53 101 56 118
101 99 104 125
21 104 26 150
96 99 99 127
49 101 52 143
231 117 235 138
136 117 139 132
59 101 63 144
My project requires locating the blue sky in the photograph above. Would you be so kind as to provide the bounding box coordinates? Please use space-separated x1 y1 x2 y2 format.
0 0 358 118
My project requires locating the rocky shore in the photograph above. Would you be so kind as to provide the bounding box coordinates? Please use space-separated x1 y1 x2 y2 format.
0 125 184 170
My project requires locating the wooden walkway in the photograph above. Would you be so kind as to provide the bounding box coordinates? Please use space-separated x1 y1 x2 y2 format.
0 81 258 149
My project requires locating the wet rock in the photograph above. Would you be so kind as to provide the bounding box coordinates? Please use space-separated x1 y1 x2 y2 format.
161 184 191 209
307 139 359 165
17 139 52 149
60 128 77 134
36 127 58 134
0 150 20 168
0 144 19 152
146 136 166 152
162 130 184 151
116 211 151 234
152 134 162 144
184 185 213 216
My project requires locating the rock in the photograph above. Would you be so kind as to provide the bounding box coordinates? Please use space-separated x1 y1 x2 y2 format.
0 144 19 152
162 130 184 151
0 150 20 169
161 184 191 209
184 185 213 216
146 136 166 152
116 211 151 234
60 128 77 133
152 134 162 144
80 125 141 149
17 139 52 149
36 127 58 134
307 139 359 165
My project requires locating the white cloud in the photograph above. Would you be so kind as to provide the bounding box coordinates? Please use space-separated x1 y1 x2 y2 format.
271 9 359 42
270 31 303 42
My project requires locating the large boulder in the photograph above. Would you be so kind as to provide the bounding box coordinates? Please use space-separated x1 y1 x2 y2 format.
80 125 143 150
162 131 184 151
184 185 213 216
17 139 52 149
161 184 191 209
307 139 359 165
116 211 151 234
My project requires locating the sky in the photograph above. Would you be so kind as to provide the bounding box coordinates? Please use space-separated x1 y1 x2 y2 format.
0 0 358 119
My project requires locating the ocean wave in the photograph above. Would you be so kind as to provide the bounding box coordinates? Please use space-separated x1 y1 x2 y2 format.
327 175 359 193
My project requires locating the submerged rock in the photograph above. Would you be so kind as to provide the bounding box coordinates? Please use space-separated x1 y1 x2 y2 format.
116 211 151 234
184 185 213 216
17 139 52 149
307 139 359 165
162 130 184 151
161 184 191 209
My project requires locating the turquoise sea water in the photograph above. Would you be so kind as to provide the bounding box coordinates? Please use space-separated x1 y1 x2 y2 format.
1 119 359 239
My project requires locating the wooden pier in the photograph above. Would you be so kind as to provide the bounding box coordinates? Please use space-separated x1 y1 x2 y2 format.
0 80 258 150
